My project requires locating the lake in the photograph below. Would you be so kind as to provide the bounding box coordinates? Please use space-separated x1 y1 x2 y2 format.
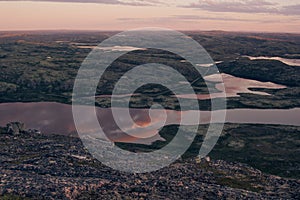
0 102 299 144
244 56 300 67
177 73 286 99
96 73 286 100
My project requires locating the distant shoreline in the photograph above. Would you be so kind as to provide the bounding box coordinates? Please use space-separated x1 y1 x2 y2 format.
0 30 300 35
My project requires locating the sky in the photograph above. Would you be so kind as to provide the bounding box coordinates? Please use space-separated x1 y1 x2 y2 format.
0 0 299 32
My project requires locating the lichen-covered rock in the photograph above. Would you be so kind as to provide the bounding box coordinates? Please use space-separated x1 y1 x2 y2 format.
0 129 299 200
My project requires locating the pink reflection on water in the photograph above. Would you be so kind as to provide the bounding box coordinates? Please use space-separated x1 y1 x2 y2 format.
0 102 180 144
0 102 299 144
177 73 286 100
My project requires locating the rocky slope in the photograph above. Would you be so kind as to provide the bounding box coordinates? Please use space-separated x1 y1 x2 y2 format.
0 124 299 199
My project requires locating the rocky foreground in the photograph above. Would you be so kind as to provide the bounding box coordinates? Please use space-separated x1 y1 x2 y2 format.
0 124 299 199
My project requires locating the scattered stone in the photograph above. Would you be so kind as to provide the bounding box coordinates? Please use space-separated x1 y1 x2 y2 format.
0 125 299 200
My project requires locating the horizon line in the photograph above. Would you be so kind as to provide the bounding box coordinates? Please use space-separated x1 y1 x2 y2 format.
0 29 300 35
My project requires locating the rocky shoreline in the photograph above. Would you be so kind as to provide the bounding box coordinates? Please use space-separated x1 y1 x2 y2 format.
0 124 299 199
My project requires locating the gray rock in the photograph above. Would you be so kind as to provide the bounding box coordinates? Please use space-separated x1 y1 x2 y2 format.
6 122 25 135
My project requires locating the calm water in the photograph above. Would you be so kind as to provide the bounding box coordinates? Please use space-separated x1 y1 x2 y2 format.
96 73 286 100
0 102 299 144
76 45 146 52
176 73 286 100
244 56 300 67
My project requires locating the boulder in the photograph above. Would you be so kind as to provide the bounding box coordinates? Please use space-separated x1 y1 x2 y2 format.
6 122 25 135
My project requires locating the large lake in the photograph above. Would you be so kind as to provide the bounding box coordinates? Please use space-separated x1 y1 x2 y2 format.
0 102 299 144
0 50 298 143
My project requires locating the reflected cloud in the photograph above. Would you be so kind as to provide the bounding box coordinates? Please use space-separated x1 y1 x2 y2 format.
0 102 299 145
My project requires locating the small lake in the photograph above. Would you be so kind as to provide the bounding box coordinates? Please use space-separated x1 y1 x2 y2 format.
244 56 300 67
96 73 286 100
174 73 286 100
0 102 299 144
75 44 146 52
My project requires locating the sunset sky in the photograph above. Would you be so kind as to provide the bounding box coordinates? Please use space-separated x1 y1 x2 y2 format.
0 0 299 32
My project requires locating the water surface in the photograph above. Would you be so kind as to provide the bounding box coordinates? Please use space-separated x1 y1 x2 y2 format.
0 102 299 144
177 73 286 99
244 56 300 67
